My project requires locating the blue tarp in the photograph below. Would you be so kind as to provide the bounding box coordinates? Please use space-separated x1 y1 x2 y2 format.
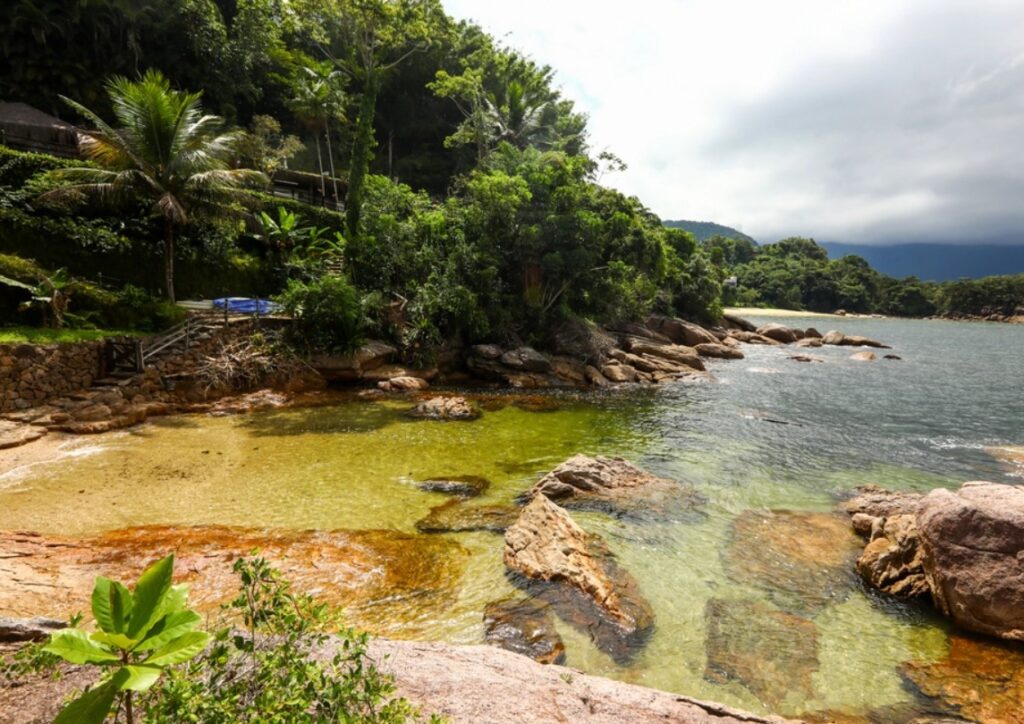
212 297 281 315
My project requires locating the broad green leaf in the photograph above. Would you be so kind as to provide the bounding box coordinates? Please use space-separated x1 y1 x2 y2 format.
53 680 118 724
143 630 210 666
117 664 163 692
111 581 133 633
90 577 119 634
126 554 174 639
91 631 135 649
0 274 35 292
133 610 201 652
43 629 119 665
162 582 190 614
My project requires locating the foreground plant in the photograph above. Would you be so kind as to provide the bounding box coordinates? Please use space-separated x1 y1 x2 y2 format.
43 555 209 724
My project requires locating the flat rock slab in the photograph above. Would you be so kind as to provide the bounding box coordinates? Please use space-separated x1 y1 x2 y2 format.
483 597 565 665
723 510 861 614
526 454 705 520
504 495 654 662
0 420 46 450
704 598 819 713
0 525 465 638
416 500 520 533
367 638 793 724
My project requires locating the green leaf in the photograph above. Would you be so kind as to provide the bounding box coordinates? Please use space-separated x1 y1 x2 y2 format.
91 631 135 650
143 630 210 666
111 581 133 632
91 577 119 634
133 610 201 652
162 582 190 614
43 629 119 665
126 554 174 639
53 680 118 724
116 664 163 692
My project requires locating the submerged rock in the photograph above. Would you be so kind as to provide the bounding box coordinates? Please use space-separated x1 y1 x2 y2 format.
407 396 479 421
723 510 860 614
524 454 705 520
918 482 1024 641
504 495 655 662
415 499 519 533
483 597 565 665
850 351 876 361
704 598 819 711
986 444 1024 477
418 475 491 497
902 633 1024 724
0 526 465 637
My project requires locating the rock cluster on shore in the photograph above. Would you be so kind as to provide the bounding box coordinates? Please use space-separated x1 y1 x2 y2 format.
843 481 1024 641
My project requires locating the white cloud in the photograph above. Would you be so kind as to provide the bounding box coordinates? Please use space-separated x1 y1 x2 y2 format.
442 0 1024 244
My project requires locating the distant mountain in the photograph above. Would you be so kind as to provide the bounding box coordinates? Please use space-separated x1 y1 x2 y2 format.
663 220 757 245
821 243 1024 282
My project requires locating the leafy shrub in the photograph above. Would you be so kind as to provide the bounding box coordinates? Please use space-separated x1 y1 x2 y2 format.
0 145 90 188
278 275 367 353
43 555 210 724
142 557 428 723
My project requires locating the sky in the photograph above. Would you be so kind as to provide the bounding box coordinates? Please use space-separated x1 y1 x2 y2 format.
442 0 1024 245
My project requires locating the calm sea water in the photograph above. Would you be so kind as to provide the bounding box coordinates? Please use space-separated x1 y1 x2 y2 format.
2 314 1021 718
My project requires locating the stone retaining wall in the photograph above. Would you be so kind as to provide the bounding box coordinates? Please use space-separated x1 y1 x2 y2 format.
0 342 101 412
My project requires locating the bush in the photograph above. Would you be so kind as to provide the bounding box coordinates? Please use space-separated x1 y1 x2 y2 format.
0 145 89 188
278 275 367 353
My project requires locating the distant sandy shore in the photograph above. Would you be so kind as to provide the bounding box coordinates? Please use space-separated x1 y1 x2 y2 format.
725 307 845 319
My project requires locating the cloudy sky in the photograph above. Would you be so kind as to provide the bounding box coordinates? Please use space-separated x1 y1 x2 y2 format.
442 0 1024 245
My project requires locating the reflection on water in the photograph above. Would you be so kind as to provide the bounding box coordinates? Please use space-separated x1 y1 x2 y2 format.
2 315 1022 718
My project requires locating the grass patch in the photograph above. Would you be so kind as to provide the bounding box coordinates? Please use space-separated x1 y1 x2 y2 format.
0 326 144 344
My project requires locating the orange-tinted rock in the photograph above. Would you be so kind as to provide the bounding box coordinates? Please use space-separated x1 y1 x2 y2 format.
0 525 465 637
903 633 1024 724
724 510 860 614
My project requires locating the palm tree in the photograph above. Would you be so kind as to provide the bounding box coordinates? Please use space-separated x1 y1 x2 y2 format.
44 70 267 302
287 61 346 205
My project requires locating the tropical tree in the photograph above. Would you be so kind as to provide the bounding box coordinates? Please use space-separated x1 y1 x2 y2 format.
286 59 346 203
44 69 267 302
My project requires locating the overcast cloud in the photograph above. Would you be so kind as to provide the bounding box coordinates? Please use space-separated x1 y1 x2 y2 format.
442 0 1024 244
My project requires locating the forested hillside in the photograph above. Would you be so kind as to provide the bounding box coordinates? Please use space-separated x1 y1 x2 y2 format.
0 0 724 354
820 242 1024 281
664 220 756 245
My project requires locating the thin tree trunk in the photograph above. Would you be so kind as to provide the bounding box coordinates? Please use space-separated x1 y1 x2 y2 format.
325 125 340 207
346 74 380 240
314 132 326 200
164 218 175 303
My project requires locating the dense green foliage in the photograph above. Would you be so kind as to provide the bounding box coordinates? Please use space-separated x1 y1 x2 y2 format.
43 555 210 724
664 219 757 245
712 235 1024 318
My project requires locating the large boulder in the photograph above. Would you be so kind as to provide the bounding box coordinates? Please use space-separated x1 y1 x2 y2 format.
756 323 799 344
504 495 655 662
483 598 565 665
625 341 705 371
500 347 552 373
721 313 757 332
525 454 705 520
646 316 718 346
917 482 1024 641
855 514 929 598
310 340 396 381
694 343 744 360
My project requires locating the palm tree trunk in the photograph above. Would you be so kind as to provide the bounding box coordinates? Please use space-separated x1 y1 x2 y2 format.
164 218 176 303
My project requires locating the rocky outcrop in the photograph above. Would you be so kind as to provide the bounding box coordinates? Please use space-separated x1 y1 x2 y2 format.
854 514 929 598
524 454 705 520
722 313 758 333
0 615 65 643
310 340 396 381
407 396 479 421
724 510 861 614
504 495 655 662
646 316 719 346
794 337 823 348
625 341 705 370
483 597 565 665
694 343 744 360
756 323 799 344
917 482 1024 641
0 526 465 638
704 598 819 712
418 475 490 497
416 500 519 533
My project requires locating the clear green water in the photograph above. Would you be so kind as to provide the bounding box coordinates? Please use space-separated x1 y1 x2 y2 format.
1 315 1022 718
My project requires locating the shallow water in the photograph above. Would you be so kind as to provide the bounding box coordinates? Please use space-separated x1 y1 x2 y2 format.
2 315 1022 718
